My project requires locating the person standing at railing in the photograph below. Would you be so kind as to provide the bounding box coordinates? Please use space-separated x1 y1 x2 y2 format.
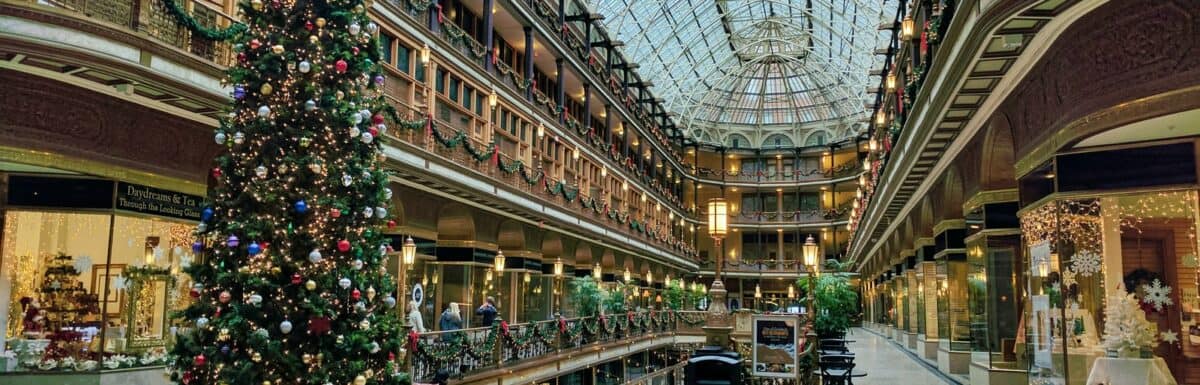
408 300 427 333
439 302 463 331
477 296 498 327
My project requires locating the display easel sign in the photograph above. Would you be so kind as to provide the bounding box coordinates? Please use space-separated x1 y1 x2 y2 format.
752 315 799 378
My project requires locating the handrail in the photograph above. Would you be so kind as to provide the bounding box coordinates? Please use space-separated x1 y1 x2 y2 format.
408 310 697 382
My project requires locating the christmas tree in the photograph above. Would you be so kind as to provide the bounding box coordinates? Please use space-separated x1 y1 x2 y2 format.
169 0 406 383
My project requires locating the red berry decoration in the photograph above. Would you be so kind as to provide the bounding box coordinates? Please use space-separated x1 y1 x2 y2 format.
351 289 361 300
337 239 351 252
291 273 302 285
335 59 348 73
193 354 206 367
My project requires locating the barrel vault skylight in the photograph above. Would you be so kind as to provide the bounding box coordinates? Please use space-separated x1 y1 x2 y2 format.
590 0 896 149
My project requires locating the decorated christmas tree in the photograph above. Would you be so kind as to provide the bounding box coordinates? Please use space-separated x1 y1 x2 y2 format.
168 0 406 383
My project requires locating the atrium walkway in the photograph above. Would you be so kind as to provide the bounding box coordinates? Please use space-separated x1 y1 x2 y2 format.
843 328 955 385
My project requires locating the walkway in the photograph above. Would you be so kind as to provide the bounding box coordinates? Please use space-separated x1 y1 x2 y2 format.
842 328 956 385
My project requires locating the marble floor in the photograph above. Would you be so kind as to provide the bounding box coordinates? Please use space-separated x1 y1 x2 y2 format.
841 328 956 385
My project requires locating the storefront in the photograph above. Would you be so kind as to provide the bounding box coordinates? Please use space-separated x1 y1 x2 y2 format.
1017 137 1200 385
0 168 205 377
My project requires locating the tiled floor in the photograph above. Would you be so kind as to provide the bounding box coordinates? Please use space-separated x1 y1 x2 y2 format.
841 328 955 385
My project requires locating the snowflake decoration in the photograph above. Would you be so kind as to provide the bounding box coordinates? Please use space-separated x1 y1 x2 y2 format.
112 276 129 290
1061 269 1077 287
1161 330 1179 345
1071 252 1102 277
73 255 93 273
1142 279 1173 312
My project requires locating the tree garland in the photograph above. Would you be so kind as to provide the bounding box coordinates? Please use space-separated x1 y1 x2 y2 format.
160 0 247 41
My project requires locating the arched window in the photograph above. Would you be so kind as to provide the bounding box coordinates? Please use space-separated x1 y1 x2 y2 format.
728 134 750 149
764 134 794 149
804 131 828 147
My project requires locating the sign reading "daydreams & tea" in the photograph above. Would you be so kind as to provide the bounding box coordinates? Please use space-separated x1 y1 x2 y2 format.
116 182 203 221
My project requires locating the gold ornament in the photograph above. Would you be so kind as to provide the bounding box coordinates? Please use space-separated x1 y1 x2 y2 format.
309 35 319 44
359 320 370 330
336 335 345 344
262 381 271 385
315 18 326 28
302 353 312 364
218 328 230 341
299 137 311 147
271 45 284 55
366 286 376 301
353 4 364 13
252 352 262 362
364 369 374 378
306 280 317 290
260 83 273 95
354 375 367 385
335 90 345 100
250 0 263 11
270 266 281 274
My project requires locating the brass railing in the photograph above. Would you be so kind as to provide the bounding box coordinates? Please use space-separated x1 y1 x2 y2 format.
35 0 236 66
408 310 704 382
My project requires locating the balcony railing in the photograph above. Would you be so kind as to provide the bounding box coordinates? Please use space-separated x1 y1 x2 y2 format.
732 209 848 224
408 310 706 382
34 0 236 67
692 160 861 183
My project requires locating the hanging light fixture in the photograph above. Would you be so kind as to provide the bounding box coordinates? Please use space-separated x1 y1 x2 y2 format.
420 43 431 65
488 87 498 108
536 122 545 138
553 258 564 277
803 235 820 270
646 271 653 285
601 167 608 178
665 274 672 287
573 148 580 160
901 15 915 42
593 262 602 280
869 137 879 153
886 72 897 92
523 271 531 283
754 284 762 299
402 236 417 266
856 188 863 199
862 158 871 172
494 250 506 273
788 285 795 299
875 109 887 128
623 267 632 283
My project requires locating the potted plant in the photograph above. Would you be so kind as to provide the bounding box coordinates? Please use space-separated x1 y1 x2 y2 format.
568 277 604 317
797 260 860 338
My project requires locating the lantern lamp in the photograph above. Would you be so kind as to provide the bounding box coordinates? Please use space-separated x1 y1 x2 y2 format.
494 250 506 273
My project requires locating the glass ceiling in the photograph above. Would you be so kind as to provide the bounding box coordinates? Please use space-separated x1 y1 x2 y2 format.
590 0 896 148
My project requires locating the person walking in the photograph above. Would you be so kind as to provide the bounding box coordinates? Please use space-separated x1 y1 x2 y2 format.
476 296 498 327
407 300 426 333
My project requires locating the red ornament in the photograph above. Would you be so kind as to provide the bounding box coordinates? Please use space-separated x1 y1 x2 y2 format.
373 114 385 124
352 47 360 55
291 273 302 284
388 352 395 361
189 288 201 298
193 354 206 367
351 289 361 300
237 52 247 62
368 127 378 137
335 59 348 73
214 307 222 317
386 220 396 229
305 20 314 30
219 290 231 303
211 167 222 178
330 209 341 218
182 371 194 385
337 239 351 252
309 316 331 335
249 39 262 50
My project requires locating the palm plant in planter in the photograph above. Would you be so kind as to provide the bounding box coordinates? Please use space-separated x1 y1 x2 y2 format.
798 260 860 338
569 277 604 317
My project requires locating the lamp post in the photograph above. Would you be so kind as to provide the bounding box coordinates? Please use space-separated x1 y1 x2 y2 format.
704 198 733 350
400 236 416 327
553 258 564 314
802 234 819 325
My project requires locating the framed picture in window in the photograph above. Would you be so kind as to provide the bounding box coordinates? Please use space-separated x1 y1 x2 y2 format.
91 264 126 315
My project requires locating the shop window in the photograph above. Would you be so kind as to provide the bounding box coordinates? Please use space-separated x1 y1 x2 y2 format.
380 34 394 66
435 69 446 94
449 77 460 102
397 43 411 74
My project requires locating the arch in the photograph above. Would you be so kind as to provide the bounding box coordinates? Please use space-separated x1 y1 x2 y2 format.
497 220 526 252
942 164 965 219
727 133 751 149
436 203 475 241
980 114 1018 190
763 133 794 149
804 130 829 147
917 197 934 238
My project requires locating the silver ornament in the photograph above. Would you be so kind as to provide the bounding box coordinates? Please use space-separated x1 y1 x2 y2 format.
362 207 373 218
383 188 393 200
215 132 227 144
384 296 396 308
233 132 245 145
308 249 323 263
359 320 370 330
375 207 387 218
305 99 317 111
351 112 363 125
355 301 367 313
279 320 293 334
249 294 263 305
338 277 351 289
196 316 209 327
255 165 267 178
197 222 208 232
361 132 374 143
369 342 380 353
255 328 269 338
298 60 312 73
349 126 361 138
257 105 271 117
342 173 353 187
376 123 388 135
353 259 364 270
366 22 378 34
348 23 361 35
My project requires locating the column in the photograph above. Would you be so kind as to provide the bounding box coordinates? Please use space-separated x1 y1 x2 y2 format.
583 84 591 130
555 58 565 123
523 26 534 101
483 0 494 71
428 2 439 33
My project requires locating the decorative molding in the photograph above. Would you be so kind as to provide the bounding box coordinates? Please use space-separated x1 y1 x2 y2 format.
915 237 935 248
962 188 1019 213
933 219 966 236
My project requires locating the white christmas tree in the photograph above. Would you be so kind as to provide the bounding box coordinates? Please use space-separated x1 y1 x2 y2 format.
1101 289 1157 354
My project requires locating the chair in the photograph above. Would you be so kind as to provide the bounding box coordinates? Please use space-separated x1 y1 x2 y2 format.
819 361 856 385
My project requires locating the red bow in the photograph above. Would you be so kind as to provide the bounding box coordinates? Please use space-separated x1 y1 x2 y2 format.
500 320 510 336
407 330 419 352
558 317 567 333
435 4 444 23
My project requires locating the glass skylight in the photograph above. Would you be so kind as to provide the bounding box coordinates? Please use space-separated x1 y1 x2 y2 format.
590 0 896 148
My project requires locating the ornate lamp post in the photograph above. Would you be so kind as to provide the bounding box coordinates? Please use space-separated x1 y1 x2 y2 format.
400 236 416 327
553 258 564 314
704 198 733 350
802 234 819 325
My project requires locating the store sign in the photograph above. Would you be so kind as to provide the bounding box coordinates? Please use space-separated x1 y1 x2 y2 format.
115 182 203 221
412 283 424 307
751 315 799 378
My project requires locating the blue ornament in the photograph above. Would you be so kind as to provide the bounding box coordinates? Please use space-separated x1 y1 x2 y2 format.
248 242 261 256
227 235 240 248
192 241 204 253
233 85 246 99
201 207 214 221
220 345 231 355
294 200 308 214
374 75 385 86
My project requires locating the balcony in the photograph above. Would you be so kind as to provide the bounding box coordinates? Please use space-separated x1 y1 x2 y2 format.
690 159 862 186
731 208 849 225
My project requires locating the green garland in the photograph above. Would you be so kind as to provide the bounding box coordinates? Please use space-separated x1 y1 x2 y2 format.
160 0 246 41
